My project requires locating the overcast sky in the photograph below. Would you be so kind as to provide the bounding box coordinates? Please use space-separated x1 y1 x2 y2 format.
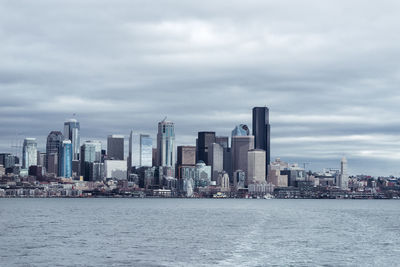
1 0 400 176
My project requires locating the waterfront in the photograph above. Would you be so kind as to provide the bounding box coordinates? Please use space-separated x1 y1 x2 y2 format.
1 199 399 266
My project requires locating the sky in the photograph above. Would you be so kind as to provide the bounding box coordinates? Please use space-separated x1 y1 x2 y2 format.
1 0 400 176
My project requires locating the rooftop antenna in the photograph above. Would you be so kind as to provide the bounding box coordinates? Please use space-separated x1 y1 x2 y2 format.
162 116 167 122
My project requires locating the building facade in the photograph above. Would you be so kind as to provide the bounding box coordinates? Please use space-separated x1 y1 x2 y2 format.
197 131 216 164
140 134 152 167
231 135 254 181
22 138 37 169
247 149 266 185
107 135 124 160
46 131 64 172
252 107 271 170
58 140 72 178
157 119 175 168
64 119 80 160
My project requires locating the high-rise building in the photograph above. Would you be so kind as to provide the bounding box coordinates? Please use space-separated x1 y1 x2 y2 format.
104 160 127 180
231 135 254 182
338 157 349 190
208 143 224 181
80 140 102 180
128 131 140 170
140 134 152 167
46 131 64 171
252 107 271 170
107 135 124 160
22 138 37 169
176 146 196 179
247 149 266 185
64 119 80 160
47 153 58 175
197 131 216 164
0 153 15 169
58 140 72 178
157 119 175 167
37 152 46 167
215 136 229 148
232 124 250 137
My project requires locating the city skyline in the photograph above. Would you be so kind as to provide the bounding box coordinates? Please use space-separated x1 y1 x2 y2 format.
2 1 400 176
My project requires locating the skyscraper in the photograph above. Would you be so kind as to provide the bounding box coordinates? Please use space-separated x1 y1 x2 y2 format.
22 138 37 169
208 142 224 181
64 119 80 160
252 107 271 171
46 131 64 172
157 119 175 167
176 146 196 178
140 134 152 167
231 135 254 182
58 140 72 178
247 149 266 185
197 131 216 164
338 157 349 190
80 140 102 180
107 135 124 160
128 131 140 170
231 124 250 137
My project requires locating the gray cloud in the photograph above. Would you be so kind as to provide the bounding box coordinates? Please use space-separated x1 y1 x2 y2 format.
1 0 400 176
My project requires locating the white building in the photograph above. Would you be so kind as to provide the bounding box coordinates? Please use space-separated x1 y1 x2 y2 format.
338 157 349 190
247 149 266 185
104 160 127 180
22 138 37 169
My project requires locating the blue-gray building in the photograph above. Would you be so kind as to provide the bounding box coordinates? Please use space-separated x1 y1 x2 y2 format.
59 140 72 178
64 119 80 160
140 134 152 167
231 124 250 137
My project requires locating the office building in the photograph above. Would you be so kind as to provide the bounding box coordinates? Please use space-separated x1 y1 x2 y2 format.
208 143 224 181
140 134 152 167
247 149 266 185
338 157 349 190
47 153 58 175
215 136 229 148
107 135 124 160
231 135 254 181
46 131 63 171
177 146 196 178
58 140 72 178
181 161 211 188
128 131 140 170
157 119 175 167
37 152 46 167
267 158 289 187
233 170 246 189
232 124 250 137
22 138 37 169
252 107 271 169
80 140 102 180
0 153 15 169
64 119 80 160
197 131 216 164
104 160 127 180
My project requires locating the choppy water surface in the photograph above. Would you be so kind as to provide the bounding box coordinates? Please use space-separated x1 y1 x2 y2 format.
0 199 399 266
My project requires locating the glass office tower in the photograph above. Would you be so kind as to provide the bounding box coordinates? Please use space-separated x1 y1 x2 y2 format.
140 134 152 167
22 138 37 169
64 119 80 160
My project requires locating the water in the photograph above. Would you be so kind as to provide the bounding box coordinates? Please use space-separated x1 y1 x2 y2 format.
0 199 399 266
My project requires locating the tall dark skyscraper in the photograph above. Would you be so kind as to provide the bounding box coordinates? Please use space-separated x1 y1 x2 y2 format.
107 135 124 160
252 107 271 171
46 131 64 172
197 131 216 165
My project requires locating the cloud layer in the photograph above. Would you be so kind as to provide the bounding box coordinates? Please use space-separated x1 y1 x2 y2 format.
1 0 400 175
